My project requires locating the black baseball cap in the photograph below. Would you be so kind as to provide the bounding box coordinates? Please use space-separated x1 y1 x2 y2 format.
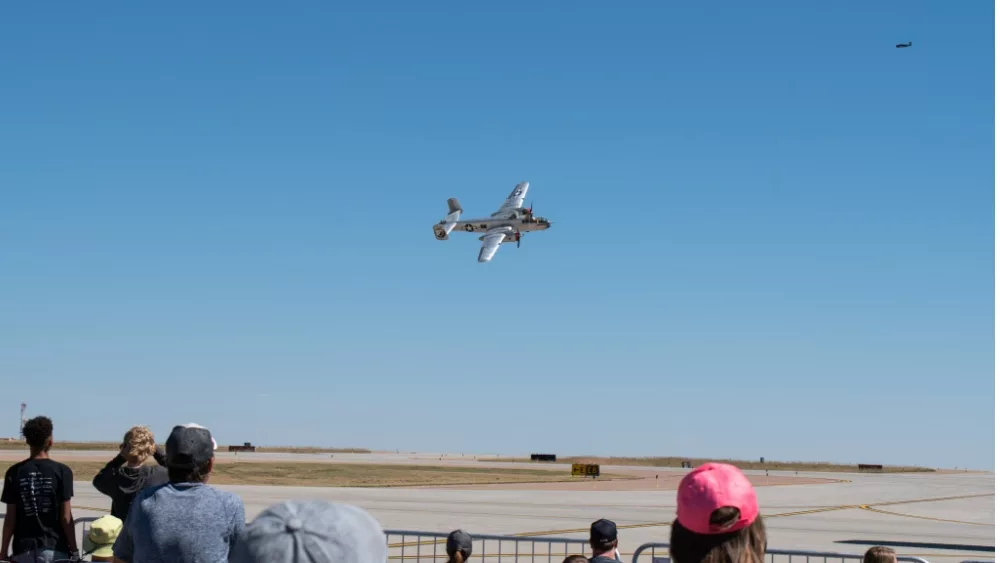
165 423 217 469
446 530 473 558
590 519 617 546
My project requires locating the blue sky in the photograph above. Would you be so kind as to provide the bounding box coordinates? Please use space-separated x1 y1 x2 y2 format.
1 1 994 469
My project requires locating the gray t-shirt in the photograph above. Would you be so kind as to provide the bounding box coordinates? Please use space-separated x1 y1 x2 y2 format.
113 482 245 563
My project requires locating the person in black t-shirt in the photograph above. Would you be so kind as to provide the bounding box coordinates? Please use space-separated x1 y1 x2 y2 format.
0 416 80 563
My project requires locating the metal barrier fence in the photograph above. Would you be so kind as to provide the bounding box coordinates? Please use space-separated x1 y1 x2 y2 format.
73 519 972 563
386 529 591 563
632 543 933 563
73 519 591 563
77 515 99 540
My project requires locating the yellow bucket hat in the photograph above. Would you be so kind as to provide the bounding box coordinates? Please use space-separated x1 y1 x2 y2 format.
83 514 123 558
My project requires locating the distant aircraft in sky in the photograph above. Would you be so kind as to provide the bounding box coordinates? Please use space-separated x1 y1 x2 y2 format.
432 181 552 263
896 42 912 48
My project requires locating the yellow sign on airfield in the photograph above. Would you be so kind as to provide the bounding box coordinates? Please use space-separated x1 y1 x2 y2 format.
571 463 601 478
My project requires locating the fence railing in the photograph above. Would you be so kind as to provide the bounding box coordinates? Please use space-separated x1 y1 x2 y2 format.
73 519 971 563
632 543 933 563
385 529 592 563
73 519 591 563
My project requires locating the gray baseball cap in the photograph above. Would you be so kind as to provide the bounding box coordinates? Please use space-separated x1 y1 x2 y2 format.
232 500 387 563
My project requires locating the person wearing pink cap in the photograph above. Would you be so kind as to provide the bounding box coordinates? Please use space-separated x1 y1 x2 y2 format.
669 463 767 563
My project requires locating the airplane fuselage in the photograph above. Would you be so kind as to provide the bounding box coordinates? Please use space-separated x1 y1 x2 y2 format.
444 214 550 235
434 207 551 241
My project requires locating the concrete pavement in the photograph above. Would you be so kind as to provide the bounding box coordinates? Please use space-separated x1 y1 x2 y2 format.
64 458 992 562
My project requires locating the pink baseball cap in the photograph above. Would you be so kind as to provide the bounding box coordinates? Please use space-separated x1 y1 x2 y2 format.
676 463 759 535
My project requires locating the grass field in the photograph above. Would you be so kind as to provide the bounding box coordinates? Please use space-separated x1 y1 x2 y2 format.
0 441 370 454
488 456 937 473
0 460 631 487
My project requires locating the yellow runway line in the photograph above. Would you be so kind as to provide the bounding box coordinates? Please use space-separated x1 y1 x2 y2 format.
85 491 995 551
869 493 994 507
859 505 993 527
388 494 994 548
390 505 863 548
763 505 856 518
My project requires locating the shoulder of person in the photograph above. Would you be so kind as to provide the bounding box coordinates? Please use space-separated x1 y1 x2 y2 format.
148 467 170 485
135 482 165 503
3 460 19 475
220 489 245 510
42 459 74 478
2 462 17 483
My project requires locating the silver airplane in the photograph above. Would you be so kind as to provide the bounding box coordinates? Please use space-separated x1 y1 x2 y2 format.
433 181 552 262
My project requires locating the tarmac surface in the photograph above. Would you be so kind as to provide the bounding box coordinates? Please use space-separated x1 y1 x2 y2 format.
49 451 994 562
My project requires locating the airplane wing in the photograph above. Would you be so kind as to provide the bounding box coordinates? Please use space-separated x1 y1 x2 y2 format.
495 182 529 214
478 226 513 263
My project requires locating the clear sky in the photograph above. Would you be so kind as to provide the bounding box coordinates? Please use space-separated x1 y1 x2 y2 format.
1 1 994 470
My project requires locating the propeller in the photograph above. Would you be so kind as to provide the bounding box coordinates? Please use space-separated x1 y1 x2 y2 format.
516 230 521 248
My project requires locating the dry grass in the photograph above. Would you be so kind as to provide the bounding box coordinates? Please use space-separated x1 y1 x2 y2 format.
0 460 630 487
0 441 370 455
489 456 936 473
0 441 124 451
251 446 371 454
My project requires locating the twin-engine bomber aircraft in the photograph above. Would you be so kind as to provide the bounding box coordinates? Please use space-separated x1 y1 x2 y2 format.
433 181 551 262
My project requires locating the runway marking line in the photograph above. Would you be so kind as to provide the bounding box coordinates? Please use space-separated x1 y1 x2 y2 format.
859 505 993 527
76 505 110 513
388 507 861 548
388 493 995 548
869 493 994 507
81 493 996 549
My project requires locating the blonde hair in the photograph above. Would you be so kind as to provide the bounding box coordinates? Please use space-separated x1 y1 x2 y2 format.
122 426 156 463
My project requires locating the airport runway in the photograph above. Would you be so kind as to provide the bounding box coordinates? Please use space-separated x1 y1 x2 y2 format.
60 452 993 562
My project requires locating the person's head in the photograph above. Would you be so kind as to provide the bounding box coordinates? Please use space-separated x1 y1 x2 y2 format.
669 463 766 563
589 519 618 556
231 499 387 563
121 425 157 465
22 416 53 454
165 423 217 483
447 529 473 563
563 556 589 563
864 546 897 563
83 514 124 562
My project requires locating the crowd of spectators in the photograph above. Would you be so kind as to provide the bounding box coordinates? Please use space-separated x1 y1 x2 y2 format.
1 416 900 563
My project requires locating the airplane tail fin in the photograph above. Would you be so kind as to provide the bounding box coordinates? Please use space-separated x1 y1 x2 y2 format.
433 198 463 240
